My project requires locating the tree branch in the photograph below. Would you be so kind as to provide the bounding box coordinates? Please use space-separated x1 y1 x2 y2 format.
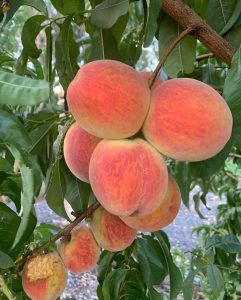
148 27 194 88
0 202 100 275
196 53 214 62
162 0 235 66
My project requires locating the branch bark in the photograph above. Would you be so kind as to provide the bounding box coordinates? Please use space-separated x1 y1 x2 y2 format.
162 0 236 66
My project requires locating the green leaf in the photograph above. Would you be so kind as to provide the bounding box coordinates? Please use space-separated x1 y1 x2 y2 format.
136 237 166 287
46 160 69 220
4 0 48 24
0 251 14 269
97 251 116 285
22 15 48 59
7 146 35 249
0 71 49 106
0 110 31 150
0 203 20 250
44 26 53 83
102 269 127 300
190 137 233 178
206 264 224 297
149 288 164 300
223 48 241 148
154 232 183 300
173 161 191 207
0 157 12 173
206 0 239 35
0 176 22 212
14 49 28 76
91 0 129 29
158 14 196 78
144 0 163 47
206 234 241 253
50 0 85 15
224 25 241 48
202 63 224 89
62 160 91 213
182 267 195 300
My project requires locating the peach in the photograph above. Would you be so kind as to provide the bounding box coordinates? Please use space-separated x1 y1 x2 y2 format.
89 138 168 216
63 122 101 182
67 60 150 139
120 175 181 232
22 252 67 300
143 78 233 161
58 226 100 273
89 206 137 251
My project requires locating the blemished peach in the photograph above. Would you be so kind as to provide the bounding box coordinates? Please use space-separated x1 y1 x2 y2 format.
58 226 100 273
143 78 233 161
89 138 168 216
22 252 67 300
63 122 101 182
89 206 137 251
67 60 150 139
120 175 181 232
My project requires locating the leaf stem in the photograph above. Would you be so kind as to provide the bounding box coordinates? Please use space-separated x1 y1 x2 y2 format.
148 27 194 89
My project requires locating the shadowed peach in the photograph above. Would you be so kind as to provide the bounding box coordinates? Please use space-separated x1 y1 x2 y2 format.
90 206 137 251
143 78 233 161
89 138 168 216
67 60 150 139
58 226 100 273
22 252 67 300
63 122 101 182
120 175 181 232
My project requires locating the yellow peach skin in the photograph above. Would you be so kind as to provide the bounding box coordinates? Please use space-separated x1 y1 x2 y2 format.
58 226 100 273
120 175 181 232
143 78 233 161
63 122 101 182
22 252 67 300
89 138 168 216
90 206 137 251
67 60 150 139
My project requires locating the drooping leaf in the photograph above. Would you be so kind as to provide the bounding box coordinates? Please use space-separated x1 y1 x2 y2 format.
206 264 224 297
158 14 196 78
21 15 48 59
44 26 53 83
224 25 241 48
7 146 36 249
154 232 183 300
0 71 49 105
173 161 191 207
144 0 163 47
0 251 14 269
149 288 164 300
97 251 116 285
0 110 31 150
206 0 239 35
102 268 128 300
223 48 241 148
0 203 20 250
0 176 22 212
182 266 195 300
50 0 85 15
14 49 28 76
91 0 129 29
206 234 241 253
136 237 167 287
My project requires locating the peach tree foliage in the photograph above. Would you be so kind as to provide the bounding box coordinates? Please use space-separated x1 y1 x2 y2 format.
0 0 241 299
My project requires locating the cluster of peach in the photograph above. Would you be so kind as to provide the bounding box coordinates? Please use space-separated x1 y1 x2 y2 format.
21 60 232 300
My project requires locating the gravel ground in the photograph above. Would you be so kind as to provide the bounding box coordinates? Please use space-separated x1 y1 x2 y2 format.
33 186 225 300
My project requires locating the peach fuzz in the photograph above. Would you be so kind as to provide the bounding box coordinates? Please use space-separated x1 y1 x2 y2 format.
120 175 181 232
89 138 168 216
58 226 100 273
90 206 137 251
63 122 101 182
22 252 67 300
143 78 233 162
67 60 150 139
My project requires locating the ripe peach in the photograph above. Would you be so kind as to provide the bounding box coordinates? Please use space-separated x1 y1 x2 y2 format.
89 138 168 216
143 78 233 161
58 226 100 273
22 252 67 300
120 175 181 232
67 60 150 139
89 206 137 251
63 122 101 182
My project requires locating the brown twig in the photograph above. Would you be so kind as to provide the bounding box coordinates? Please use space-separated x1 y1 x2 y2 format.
148 27 194 88
0 202 100 275
161 0 235 66
196 53 214 62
